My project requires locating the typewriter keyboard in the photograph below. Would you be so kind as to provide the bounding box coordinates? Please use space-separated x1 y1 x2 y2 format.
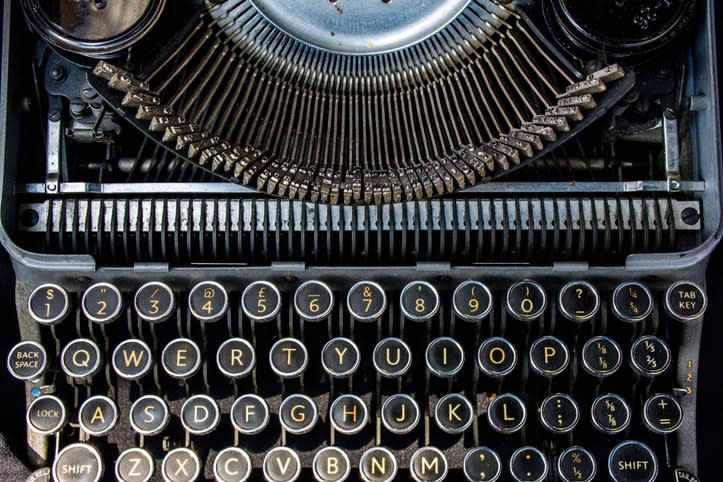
8 276 707 481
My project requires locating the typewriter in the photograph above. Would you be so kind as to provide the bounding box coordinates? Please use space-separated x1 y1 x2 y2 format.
0 0 719 480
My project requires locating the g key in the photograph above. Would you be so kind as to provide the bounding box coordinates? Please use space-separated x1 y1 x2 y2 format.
28 283 69 325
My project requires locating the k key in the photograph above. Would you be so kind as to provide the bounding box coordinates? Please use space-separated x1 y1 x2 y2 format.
435 393 474 434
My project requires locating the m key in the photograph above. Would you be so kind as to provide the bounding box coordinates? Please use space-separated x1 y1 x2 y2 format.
410 447 448 482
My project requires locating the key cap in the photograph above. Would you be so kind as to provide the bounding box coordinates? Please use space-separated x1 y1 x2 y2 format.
181 394 220 435
216 338 255 379
52 443 104 482
612 282 653 323
581 336 622 377
7 340 47 381
539 393 579 433
112 339 152 380
509 446 548 482
28 283 69 325
162 447 201 482
608 441 658 482
188 281 228 322
279 394 318 434
263 447 301 482
557 446 596 482
82 282 123 324
294 280 334 321
79 395 118 436
381 394 420 434
116 447 154 482
463 447 502 482
477 337 517 377
27 394 66 435
425 337 464 377
643 393 683 434
134 282 175 323
269 338 308 378
665 280 707 321
130 395 169 436
630 335 671 377
591 394 631 434
435 393 474 434
213 447 251 482
373 337 412 378
322 337 361 377
453 280 493 321
230 394 270 435
400 281 440 321
330 394 368 435
558 281 600 322
347 281 387 321
241 280 282 322
410 447 448 482
313 446 351 482
487 393 526 434
506 280 546 321
61 338 102 379
162 338 201 379
359 447 398 482
529 336 569 377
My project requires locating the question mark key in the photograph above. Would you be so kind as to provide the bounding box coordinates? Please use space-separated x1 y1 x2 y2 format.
558 281 600 322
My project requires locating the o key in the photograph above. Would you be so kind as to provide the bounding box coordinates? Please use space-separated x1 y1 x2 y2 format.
294 280 334 321
82 282 123 324
347 281 387 321
188 281 228 322
28 283 69 325
506 280 546 321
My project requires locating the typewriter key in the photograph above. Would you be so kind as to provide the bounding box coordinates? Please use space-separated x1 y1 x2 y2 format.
509 447 548 482
7 340 47 381
506 280 546 321
216 338 255 379
27 395 66 435
162 338 201 379
279 394 318 434
591 394 630 434
330 394 368 435
558 281 600 322
79 395 118 436
425 337 464 377
181 394 220 435
381 394 420 434
28 283 69 325
241 281 281 322
294 280 334 321
269 338 308 378
612 282 653 323
557 446 596 482
162 447 200 482
373 338 412 378
665 281 707 321
529 336 569 377
321 337 361 378
230 394 270 435
487 393 526 434
435 393 474 434
608 441 658 482
213 447 251 482
453 280 493 321
581 336 622 377
359 447 397 482
409 447 448 482
539 393 579 433
630 335 671 377
52 443 103 482
313 446 351 482
263 447 301 482
130 395 169 436
112 339 152 380
477 337 517 377
188 281 228 322
61 338 102 379
82 282 123 324
643 394 683 434
347 281 387 321
116 447 154 482
400 281 439 321
463 447 502 482
134 282 175 323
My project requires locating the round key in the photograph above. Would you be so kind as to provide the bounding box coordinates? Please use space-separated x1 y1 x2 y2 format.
116 447 154 482
558 446 596 482
425 337 464 377
608 441 658 482
188 281 228 322
477 337 517 378
216 338 255 379
230 394 270 435
162 338 201 379
52 443 103 482
213 447 251 482
79 395 118 436
28 283 69 325
294 280 334 321
134 282 175 323
435 393 473 434
539 393 579 433
7 340 47 381
130 395 169 436
463 447 502 482
330 394 368 435
509 446 548 482
264 447 301 482
180 394 220 435
453 280 493 321
82 282 123 324
529 336 569 377
347 281 387 321
581 336 622 377
591 394 630 434
162 447 200 482
612 281 653 323
27 395 66 435
279 394 318 434
61 338 102 379
558 281 600 322
373 337 412 378
630 335 671 377
643 393 683 434
321 337 361 377
506 280 546 321
269 338 308 378
359 447 397 482
409 447 447 482
112 339 152 380
242 281 281 322
381 394 420 434
666 280 707 321
313 446 351 482
487 393 526 434
400 281 440 321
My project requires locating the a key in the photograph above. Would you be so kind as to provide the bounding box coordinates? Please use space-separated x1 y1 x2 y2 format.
425 337 465 377
539 393 579 433
28 283 69 325
269 338 308 378
435 393 474 434
373 337 412 378
487 393 526 434
591 394 630 434
263 447 301 482
7 340 47 381
400 281 440 321
162 338 201 379
557 446 597 482
294 280 334 321
463 447 502 482
79 395 118 436
330 394 368 435
188 281 228 322
82 282 123 324
612 281 653 323
216 338 255 379
313 446 351 482
230 394 270 435
112 339 152 380
347 281 387 321
509 447 548 482
381 394 420 434
52 443 104 482
134 282 175 323
607 441 658 482
529 336 569 377
213 447 252 482
558 281 600 322
161 447 201 482
241 281 281 322
115 447 154 482
27 394 66 435
409 447 448 482
453 280 493 321
61 338 102 379
359 447 398 482
630 335 671 377
506 280 546 321
180 394 220 435
129 395 169 436
279 394 318 434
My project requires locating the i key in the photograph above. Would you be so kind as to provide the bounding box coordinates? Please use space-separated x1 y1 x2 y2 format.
28 283 69 325
425 337 464 377
242 281 281 322
82 282 123 324
188 281 228 322
294 280 334 321
400 281 439 321
134 282 175 323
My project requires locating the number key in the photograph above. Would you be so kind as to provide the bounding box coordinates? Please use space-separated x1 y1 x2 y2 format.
453 280 492 321
134 282 175 323
242 281 281 322
400 281 439 321
189 281 228 322
294 280 334 321
82 282 123 324
28 283 69 325
347 281 387 321
506 280 546 321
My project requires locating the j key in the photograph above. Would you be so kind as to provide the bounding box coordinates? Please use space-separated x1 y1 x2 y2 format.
557 446 597 482
425 337 464 377
242 280 282 322
112 339 152 380
373 337 412 378
230 394 270 435
382 394 420 434
162 447 201 482
463 447 502 482
665 280 707 321
435 393 474 434
582 336 622 377
216 338 255 379
28 283 69 325
453 280 493 321
82 282 123 324
630 335 671 377
52 443 104 482
279 394 318 434
79 395 118 436
347 281 387 321
7 340 47 381
591 394 631 434
321 337 361 377
134 282 175 323
477 337 517 377
487 393 526 434
539 393 579 433
359 447 398 482
27 394 66 435
612 282 653 323
61 338 102 379
400 281 440 321
509 446 548 482
116 447 154 482
330 394 368 435
608 441 658 482
213 447 252 482
294 280 334 321
162 338 201 379
506 280 546 321
558 281 600 322
313 446 351 482
643 393 683 434
130 395 169 436
410 447 448 482
269 337 308 377
263 447 301 482
188 281 228 322
529 336 569 377
181 394 220 435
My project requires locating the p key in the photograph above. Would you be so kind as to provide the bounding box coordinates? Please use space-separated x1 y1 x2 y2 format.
529 336 569 377
28 283 69 325
162 447 201 482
